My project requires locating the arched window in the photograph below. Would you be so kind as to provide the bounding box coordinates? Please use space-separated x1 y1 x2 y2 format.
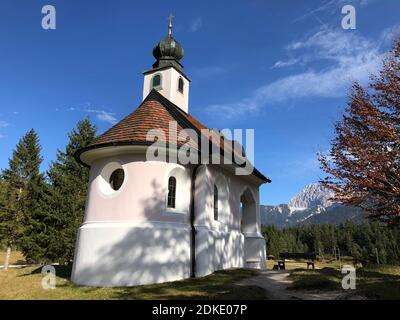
214 185 219 221
167 176 177 208
178 77 184 93
109 169 125 191
151 74 162 90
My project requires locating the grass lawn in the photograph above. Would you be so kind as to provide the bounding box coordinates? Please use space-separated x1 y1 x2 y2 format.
289 262 400 300
0 250 26 266
4 251 399 300
0 256 267 300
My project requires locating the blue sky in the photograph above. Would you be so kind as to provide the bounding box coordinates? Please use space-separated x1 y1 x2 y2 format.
0 0 399 205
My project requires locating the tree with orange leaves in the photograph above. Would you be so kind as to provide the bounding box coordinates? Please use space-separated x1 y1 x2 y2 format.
319 40 400 224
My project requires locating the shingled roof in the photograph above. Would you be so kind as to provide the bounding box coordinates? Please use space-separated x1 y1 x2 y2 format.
90 93 187 147
77 90 270 183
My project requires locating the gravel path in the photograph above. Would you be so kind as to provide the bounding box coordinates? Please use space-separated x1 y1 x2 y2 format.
236 270 345 300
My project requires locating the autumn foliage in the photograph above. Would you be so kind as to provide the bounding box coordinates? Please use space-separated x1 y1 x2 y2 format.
319 40 400 224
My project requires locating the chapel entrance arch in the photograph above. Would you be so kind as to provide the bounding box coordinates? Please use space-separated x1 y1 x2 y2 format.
240 188 257 234
240 187 265 269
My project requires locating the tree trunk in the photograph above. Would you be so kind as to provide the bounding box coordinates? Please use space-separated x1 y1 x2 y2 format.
3 245 11 271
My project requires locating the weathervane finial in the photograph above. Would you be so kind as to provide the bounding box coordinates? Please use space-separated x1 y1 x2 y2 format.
168 14 174 37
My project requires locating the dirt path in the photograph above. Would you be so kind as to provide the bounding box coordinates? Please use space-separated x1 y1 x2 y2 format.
236 270 344 300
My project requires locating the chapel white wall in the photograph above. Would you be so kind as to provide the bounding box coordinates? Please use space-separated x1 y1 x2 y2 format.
194 165 266 277
71 221 190 287
72 154 192 287
84 154 191 223
72 153 266 287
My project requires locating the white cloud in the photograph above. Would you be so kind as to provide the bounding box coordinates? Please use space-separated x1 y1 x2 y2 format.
0 134 5 139
381 25 400 46
207 25 397 118
61 104 118 125
283 26 379 65
0 121 8 128
272 58 302 69
190 17 202 32
292 0 336 23
293 0 377 23
87 109 117 125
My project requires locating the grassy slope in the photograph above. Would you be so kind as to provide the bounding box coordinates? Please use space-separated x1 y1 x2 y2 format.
0 264 266 300
289 263 400 300
3 251 399 300
268 258 400 299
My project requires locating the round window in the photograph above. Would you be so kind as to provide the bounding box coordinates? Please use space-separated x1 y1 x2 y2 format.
109 169 125 191
98 161 126 196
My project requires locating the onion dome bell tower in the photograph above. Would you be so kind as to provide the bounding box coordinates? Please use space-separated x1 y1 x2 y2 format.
142 15 190 113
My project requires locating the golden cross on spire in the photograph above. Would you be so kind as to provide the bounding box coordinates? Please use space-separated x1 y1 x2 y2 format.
168 14 174 36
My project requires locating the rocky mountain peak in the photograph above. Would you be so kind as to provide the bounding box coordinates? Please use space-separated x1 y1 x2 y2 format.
288 183 334 214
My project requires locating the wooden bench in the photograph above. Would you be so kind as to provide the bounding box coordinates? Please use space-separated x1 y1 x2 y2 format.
279 252 317 270
272 260 287 270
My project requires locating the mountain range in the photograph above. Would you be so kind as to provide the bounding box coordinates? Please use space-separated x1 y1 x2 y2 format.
261 183 364 228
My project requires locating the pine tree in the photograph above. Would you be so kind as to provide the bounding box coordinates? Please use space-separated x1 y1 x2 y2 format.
41 118 96 264
0 178 22 270
263 222 400 265
1 129 45 265
319 40 400 224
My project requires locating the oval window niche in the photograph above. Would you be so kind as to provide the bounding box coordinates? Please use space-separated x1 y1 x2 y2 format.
98 161 126 196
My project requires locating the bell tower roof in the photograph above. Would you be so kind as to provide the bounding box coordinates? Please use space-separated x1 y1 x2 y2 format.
142 15 190 113
151 14 185 72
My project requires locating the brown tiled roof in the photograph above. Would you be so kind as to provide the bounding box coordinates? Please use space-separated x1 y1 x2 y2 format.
89 90 212 151
90 98 185 147
80 90 270 183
